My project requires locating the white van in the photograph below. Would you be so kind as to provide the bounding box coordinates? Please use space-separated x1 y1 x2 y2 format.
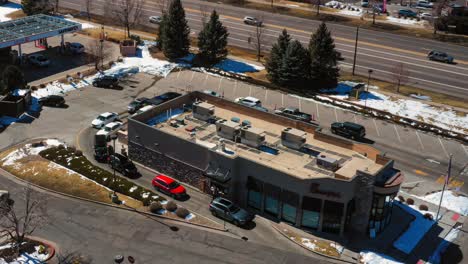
133 105 155 116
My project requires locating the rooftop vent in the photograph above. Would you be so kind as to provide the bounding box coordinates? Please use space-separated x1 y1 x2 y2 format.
240 126 265 148
193 101 215 121
216 119 241 141
281 127 307 150
316 154 339 171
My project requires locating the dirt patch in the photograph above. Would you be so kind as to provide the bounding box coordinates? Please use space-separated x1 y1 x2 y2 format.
5 9 26 20
280 227 341 257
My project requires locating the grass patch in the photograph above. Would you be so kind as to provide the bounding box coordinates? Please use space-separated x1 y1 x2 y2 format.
6 9 26 20
281 227 341 257
39 146 164 205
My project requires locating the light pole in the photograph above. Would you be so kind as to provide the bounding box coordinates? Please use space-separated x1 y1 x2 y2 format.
110 134 118 202
100 25 105 71
365 69 373 109
352 26 359 76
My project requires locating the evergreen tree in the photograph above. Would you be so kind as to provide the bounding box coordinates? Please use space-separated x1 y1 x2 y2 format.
266 29 290 84
1 65 26 94
156 13 168 50
197 10 229 65
308 22 340 89
160 0 191 60
21 0 52 16
278 40 310 89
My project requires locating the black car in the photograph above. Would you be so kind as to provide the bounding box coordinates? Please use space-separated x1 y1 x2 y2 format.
127 97 149 113
38 95 65 107
108 153 139 177
146 92 182 106
275 107 312 122
331 122 366 140
92 76 119 88
209 197 254 226
94 134 108 162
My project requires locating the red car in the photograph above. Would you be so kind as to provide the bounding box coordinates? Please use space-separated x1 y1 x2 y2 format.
151 174 186 199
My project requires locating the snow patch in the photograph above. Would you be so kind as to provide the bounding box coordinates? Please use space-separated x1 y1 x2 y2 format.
359 251 403 264
129 186 138 193
418 191 468 216
387 16 424 25
185 213 196 220
0 2 21 22
428 225 462 264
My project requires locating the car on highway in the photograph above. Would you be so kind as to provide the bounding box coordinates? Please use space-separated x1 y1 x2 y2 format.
427 50 454 63
209 197 254 227
398 9 418 18
96 121 123 140
149 15 162 24
152 174 187 199
91 112 119 129
108 153 139 177
203 90 221 97
274 107 312 122
92 75 119 88
331 122 366 140
243 16 262 26
127 97 149 114
234 96 262 107
67 42 85 54
38 95 65 107
28 54 50 67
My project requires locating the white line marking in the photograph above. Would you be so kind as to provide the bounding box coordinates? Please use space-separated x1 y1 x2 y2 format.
190 71 195 82
298 97 302 112
281 94 284 107
353 115 357 124
415 131 424 150
393 125 402 143
334 108 338 122
265 89 268 105
249 85 252 96
177 69 181 79
462 145 468 157
372 119 380 137
234 80 238 97
218 77 223 92
438 137 449 158
315 103 320 119
203 74 208 86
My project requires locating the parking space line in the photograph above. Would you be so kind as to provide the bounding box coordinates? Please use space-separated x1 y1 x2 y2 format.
264 89 268 105
462 145 468 158
299 97 302 112
177 69 182 79
203 74 208 86
334 108 338 122
438 137 449 158
218 77 223 92
190 71 195 82
353 115 357 124
234 80 237 96
282 94 284 107
372 119 380 137
393 125 402 143
415 131 424 150
315 103 320 119
249 86 252 96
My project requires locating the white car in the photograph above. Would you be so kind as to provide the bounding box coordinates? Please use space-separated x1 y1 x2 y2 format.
203 90 221 97
419 12 433 19
243 16 262 26
68 42 85 54
96 121 123 139
91 112 119 129
131 105 155 117
28 54 50 67
234 96 262 107
149 16 162 24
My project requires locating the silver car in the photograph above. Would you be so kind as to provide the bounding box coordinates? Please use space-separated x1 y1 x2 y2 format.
149 16 162 24
28 54 50 67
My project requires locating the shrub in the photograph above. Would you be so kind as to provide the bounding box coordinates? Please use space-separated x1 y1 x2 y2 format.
108 61 114 67
75 150 83 156
129 34 143 45
149 202 163 213
398 195 405 202
68 146 76 152
419 204 428 211
175 207 190 218
406 198 414 205
39 84 46 88
31 86 38 91
57 144 65 150
424 213 434 220
165 201 177 212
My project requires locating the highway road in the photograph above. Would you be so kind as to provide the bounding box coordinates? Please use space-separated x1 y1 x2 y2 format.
59 0 468 99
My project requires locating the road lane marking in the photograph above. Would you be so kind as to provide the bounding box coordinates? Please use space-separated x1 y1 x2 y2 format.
426 159 441 164
414 169 428 176
372 119 380 137
334 108 338 122
438 137 449 158
415 131 424 150
393 124 402 143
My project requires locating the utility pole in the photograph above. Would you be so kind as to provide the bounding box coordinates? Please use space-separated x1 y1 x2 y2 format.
365 69 373 109
352 26 359 76
100 25 105 70
436 154 452 222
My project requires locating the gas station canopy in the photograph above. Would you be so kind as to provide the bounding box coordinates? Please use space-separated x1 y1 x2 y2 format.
0 14 82 49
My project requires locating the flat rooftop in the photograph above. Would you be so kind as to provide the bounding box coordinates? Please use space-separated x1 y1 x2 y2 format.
149 102 382 180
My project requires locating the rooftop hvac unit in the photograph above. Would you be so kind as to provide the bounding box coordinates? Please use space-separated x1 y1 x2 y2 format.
240 126 265 148
216 119 241 141
193 101 215 121
281 127 307 150
316 154 339 171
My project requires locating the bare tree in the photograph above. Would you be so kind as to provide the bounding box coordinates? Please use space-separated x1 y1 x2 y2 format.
56 251 93 264
52 0 60 14
390 62 409 93
109 0 145 38
156 0 171 14
432 0 450 34
0 186 48 256
249 14 265 62
199 5 209 26
87 39 113 71
85 0 93 21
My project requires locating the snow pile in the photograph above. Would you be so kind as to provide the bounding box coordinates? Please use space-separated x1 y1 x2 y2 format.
1 139 62 167
428 225 462 264
185 213 196 220
0 245 49 264
324 82 468 134
393 202 436 254
419 191 468 216
64 18 95 29
214 59 264 74
0 2 21 22
129 186 138 193
339 7 363 17
387 16 424 25
301 238 318 250
359 251 403 264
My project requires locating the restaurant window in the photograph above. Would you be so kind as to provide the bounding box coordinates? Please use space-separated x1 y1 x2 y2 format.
281 189 299 225
302 197 322 230
247 176 263 210
322 200 344 234
264 183 281 217
368 193 396 234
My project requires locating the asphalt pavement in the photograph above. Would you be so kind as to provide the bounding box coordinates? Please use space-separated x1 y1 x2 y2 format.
58 0 468 98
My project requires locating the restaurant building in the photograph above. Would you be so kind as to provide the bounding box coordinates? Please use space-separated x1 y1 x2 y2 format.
128 91 403 237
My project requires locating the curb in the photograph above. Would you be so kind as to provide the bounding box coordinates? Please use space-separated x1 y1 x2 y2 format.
26 236 57 262
271 224 355 264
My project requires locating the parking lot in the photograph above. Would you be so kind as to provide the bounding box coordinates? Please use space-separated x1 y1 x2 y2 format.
150 70 468 186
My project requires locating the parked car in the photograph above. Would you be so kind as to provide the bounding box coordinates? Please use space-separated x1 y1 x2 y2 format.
151 174 187 199
275 107 312 122
427 50 454 63
209 197 254 227
149 15 162 24
361 0 369 7
398 9 418 17
108 153 139 177
252 105 269 112
331 122 366 140
132 105 155 116
28 54 50 67
243 16 262 26
416 0 433 8
127 97 149 113
146 92 182 106
419 12 433 19
94 134 108 162
67 42 85 54
91 112 119 129
38 95 65 107
234 96 262 107
203 90 221 97
92 76 119 88
96 121 123 139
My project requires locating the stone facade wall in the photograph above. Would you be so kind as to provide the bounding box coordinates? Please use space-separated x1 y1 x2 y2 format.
349 172 375 237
